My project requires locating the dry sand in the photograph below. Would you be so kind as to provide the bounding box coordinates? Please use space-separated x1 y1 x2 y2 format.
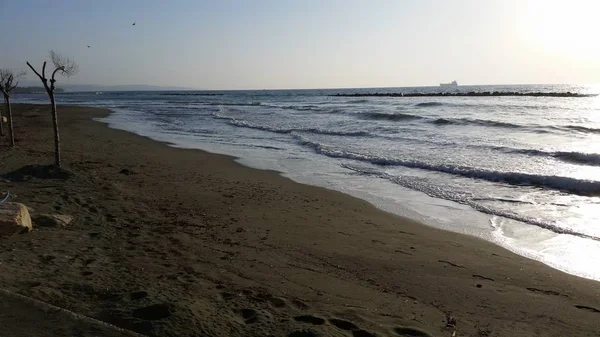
0 104 599 337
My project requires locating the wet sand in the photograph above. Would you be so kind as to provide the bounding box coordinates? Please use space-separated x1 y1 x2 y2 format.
0 104 599 337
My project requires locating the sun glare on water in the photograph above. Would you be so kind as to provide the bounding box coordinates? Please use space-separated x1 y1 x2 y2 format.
521 0 600 61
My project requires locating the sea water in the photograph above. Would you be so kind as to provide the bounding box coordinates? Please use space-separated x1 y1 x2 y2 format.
15 84 600 280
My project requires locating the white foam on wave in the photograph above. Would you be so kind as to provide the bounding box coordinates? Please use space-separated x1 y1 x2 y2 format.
297 137 600 196
212 110 371 137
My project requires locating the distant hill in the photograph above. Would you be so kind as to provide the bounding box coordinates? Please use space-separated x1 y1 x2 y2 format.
59 84 193 92
14 87 64 94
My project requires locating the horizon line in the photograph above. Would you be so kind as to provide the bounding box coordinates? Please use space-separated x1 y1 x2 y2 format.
16 82 599 93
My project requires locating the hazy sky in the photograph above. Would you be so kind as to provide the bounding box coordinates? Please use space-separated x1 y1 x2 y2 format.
1 0 598 89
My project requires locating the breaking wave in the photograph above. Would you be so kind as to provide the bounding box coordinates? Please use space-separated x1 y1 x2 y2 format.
415 102 444 107
360 112 424 121
341 164 600 241
432 118 522 129
508 148 600 166
295 137 600 196
212 112 370 137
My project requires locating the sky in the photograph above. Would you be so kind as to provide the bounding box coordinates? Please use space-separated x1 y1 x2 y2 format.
0 0 599 90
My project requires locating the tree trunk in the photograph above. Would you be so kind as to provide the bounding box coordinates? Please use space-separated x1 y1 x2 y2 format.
5 96 14 147
0 101 4 137
50 93 61 167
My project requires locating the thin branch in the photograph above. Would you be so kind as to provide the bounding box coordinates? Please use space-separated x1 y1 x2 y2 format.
0 73 5 94
0 69 23 95
26 62 44 80
42 61 47 79
51 67 65 82
49 50 78 78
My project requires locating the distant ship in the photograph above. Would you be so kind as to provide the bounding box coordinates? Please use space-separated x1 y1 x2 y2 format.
440 80 458 87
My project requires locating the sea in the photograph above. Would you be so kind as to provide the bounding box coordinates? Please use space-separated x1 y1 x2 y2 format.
14 84 600 281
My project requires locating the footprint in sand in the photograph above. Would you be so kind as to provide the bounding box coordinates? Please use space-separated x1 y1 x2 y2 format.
394 327 432 337
438 260 465 269
352 330 377 337
288 330 320 337
292 299 309 310
132 303 173 321
294 315 325 325
526 287 564 297
266 295 286 308
473 274 495 281
575 305 600 313
237 308 259 324
329 318 359 330
130 291 148 300
220 292 235 301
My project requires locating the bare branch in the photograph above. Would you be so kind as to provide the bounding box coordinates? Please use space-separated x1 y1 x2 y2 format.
26 62 44 80
49 50 78 79
42 61 47 79
0 70 9 88
0 69 24 94
51 67 64 82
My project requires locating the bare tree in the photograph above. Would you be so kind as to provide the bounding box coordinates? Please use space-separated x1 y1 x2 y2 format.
0 69 25 147
27 51 78 167
0 97 3 137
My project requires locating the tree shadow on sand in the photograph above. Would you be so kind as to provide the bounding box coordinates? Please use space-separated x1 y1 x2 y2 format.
3 164 72 182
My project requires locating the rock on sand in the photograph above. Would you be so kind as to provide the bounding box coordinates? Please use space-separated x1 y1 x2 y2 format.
0 202 32 236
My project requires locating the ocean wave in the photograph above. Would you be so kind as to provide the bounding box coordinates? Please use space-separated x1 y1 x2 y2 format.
415 102 443 107
296 138 600 196
209 102 262 107
354 112 600 136
331 91 598 98
360 112 424 121
560 125 600 134
164 100 213 105
342 164 600 241
432 117 522 129
489 146 600 166
212 112 370 137
553 151 600 165
261 104 320 111
466 196 600 241
252 144 285 150
431 118 455 126
506 148 600 166
346 99 369 104
472 197 535 205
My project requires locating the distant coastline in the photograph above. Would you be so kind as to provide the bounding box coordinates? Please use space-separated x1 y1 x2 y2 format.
13 87 64 94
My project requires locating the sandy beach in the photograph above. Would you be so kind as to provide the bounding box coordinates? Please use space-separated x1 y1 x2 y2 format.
0 103 599 337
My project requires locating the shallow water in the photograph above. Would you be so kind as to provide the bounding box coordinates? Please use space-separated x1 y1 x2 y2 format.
15 84 600 280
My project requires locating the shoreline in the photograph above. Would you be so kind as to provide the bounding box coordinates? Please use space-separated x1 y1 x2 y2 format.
98 103 600 282
1 104 600 336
